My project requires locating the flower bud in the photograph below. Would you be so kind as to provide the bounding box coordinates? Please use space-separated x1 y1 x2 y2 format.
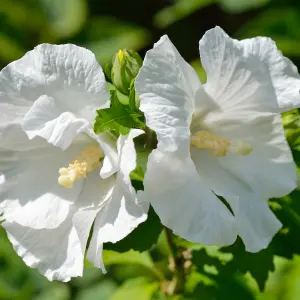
111 49 143 95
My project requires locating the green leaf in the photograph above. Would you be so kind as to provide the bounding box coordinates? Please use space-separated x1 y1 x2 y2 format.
189 245 257 299
263 256 300 300
71 267 104 288
189 60 207 83
221 0 270 13
154 0 215 28
130 145 151 182
185 269 215 294
282 110 300 150
74 280 117 300
33 284 70 300
188 276 256 300
103 250 154 270
270 190 300 259
110 277 159 300
104 206 162 253
94 90 145 136
130 165 144 181
39 0 87 38
192 248 226 273
0 34 25 62
220 238 275 291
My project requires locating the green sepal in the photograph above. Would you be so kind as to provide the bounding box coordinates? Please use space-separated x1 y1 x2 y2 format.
111 49 143 95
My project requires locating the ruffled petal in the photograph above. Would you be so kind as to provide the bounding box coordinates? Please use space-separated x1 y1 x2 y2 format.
135 35 201 153
0 43 109 119
3 209 85 282
0 44 109 149
22 95 90 150
86 175 147 268
141 149 237 246
199 26 281 113
87 130 148 268
191 149 281 252
241 36 300 111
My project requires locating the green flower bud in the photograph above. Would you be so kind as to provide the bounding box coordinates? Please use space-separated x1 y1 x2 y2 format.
111 49 143 95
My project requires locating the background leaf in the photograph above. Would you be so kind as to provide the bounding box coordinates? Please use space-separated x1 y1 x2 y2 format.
105 207 163 253
110 277 159 300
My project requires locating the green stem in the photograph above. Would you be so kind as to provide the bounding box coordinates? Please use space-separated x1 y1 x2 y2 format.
150 266 165 282
164 227 185 296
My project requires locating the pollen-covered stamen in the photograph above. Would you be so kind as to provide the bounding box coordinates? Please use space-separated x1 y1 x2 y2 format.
58 145 104 188
191 131 230 157
191 131 253 157
229 140 253 156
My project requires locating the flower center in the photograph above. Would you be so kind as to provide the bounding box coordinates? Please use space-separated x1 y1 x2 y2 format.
191 131 252 157
58 145 104 188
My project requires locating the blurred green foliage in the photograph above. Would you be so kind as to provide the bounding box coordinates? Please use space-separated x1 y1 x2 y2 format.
1 0 300 299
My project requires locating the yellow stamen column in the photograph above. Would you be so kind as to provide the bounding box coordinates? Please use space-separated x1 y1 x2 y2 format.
58 145 104 188
191 131 253 157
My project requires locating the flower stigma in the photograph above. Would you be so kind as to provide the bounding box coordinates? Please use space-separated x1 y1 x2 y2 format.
58 145 104 188
191 131 253 157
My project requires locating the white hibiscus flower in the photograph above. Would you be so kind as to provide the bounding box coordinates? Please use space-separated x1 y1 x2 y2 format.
135 27 300 252
0 44 147 281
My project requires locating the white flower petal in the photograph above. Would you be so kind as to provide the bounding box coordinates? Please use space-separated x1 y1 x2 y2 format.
199 26 281 113
2 164 114 280
3 208 85 282
23 95 91 150
117 129 145 179
135 35 201 153
0 44 109 120
0 125 48 151
87 174 147 268
226 193 281 252
191 149 251 197
90 131 119 179
241 36 300 111
75 171 115 272
0 44 109 150
87 130 148 268
0 143 90 228
141 149 237 246
191 149 281 252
